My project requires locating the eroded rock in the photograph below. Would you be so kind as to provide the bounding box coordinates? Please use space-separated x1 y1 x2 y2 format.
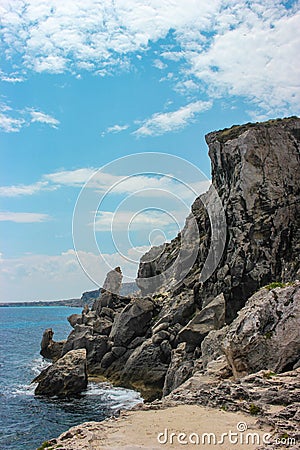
222 282 300 377
33 349 88 397
40 328 65 362
178 293 225 347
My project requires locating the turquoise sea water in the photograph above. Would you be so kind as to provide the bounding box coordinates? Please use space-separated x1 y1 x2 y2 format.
0 306 141 450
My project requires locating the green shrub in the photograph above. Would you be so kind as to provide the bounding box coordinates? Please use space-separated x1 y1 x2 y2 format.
264 282 285 290
249 403 261 415
264 331 273 339
263 371 276 379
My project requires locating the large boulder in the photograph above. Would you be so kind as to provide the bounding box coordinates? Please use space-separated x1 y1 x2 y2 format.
40 328 65 362
178 293 225 347
163 342 194 396
222 282 300 377
33 349 88 397
110 298 154 347
62 325 109 369
67 313 82 328
120 338 171 401
201 326 229 368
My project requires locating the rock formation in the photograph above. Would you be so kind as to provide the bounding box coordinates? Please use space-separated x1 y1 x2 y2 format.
138 117 300 323
33 349 88 397
36 117 300 402
222 282 300 377
40 328 65 362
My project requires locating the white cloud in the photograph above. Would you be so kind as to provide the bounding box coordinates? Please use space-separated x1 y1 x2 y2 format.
133 100 212 137
29 109 60 127
0 166 210 206
153 59 167 70
0 181 51 197
1 1 298 116
0 71 24 83
0 112 25 132
0 248 140 302
101 123 129 137
94 209 181 232
0 102 60 132
44 168 97 185
0 211 50 223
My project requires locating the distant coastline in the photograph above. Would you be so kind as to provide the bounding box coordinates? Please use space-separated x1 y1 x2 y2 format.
0 282 139 308
0 298 83 308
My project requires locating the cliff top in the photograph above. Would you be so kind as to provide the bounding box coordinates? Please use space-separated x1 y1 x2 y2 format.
206 116 300 144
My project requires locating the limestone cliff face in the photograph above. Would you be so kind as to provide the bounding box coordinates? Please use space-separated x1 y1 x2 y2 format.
138 117 300 322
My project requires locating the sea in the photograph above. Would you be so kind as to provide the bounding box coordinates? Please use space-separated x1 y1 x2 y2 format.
0 306 142 450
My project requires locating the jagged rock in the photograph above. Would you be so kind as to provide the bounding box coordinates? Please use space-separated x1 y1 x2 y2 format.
201 326 229 368
178 293 225 347
100 306 115 320
36 117 300 404
62 325 93 354
68 313 82 328
137 117 300 322
152 322 169 334
163 343 194 396
33 349 88 397
102 266 122 294
110 298 154 347
82 310 97 326
152 330 170 346
93 317 112 336
206 355 232 379
92 267 123 315
128 336 146 349
120 338 171 401
40 328 65 362
62 325 109 369
222 282 300 377
163 367 300 413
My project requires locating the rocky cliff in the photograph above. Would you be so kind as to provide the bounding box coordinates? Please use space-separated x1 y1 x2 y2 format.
138 116 300 322
36 117 300 402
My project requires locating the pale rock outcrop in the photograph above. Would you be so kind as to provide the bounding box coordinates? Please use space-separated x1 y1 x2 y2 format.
222 282 300 377
33 349 88 397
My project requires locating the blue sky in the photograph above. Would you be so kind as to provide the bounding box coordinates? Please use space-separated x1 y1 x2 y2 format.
0 0 299 301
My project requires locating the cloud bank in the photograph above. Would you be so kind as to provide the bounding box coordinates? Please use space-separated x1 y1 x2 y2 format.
0 0 299 117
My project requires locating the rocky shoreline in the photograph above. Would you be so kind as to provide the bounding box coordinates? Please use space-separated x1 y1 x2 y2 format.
34 117 300 449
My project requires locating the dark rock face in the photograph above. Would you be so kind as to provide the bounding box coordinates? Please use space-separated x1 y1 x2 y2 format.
178 293 225 347
33 349 88 397
40 328 65 362
109 298 154 347
119 338 171 401
68 313 82 328
138 117 300 323
163 342 194 396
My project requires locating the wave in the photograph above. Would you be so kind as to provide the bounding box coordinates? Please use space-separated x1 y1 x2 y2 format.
86 382 143 410
9 356 143 411
30 356 51 377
